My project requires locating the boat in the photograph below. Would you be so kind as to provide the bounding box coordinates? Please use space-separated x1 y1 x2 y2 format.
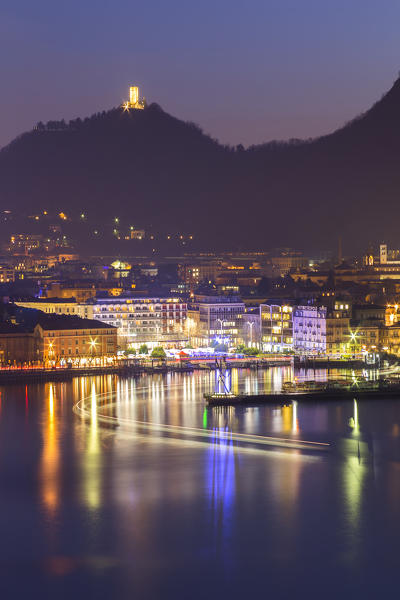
204 392 291 406
204 378 400 405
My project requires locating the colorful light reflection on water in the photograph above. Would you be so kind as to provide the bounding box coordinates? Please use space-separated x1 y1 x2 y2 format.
0 368 399 598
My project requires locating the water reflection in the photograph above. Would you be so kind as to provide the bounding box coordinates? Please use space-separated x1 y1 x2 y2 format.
40 384 60 517
208 424 237 564
2 367 400 598
83 382 101 510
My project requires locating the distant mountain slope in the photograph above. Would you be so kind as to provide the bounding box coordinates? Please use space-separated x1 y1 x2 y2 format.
2 78 400 252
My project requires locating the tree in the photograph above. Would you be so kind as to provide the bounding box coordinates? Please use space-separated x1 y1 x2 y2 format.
257 277 271 294
234 345 258 356
213 343 228 353
151 346 166 359
244 347 259 356
139 344 149 355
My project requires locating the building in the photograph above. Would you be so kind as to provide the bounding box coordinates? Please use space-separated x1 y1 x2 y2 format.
354 324 381 353
379 243 400 265
381 324 400 355
293 306 327 354
0 266 15 283
350 303 386 354
91 296 188 349
325 300 352 356
188 294 245 347
14 298 93 319
0 323 35 365
260 304 293 352
178 262 221 288
45 282 98 302
386 304 400 326
269 251 308 276
353 304 386 323
9 233 43 253
129 228 145 240
34 316 117 363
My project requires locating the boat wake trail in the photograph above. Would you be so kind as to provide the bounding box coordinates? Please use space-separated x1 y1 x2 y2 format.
73 390 331 453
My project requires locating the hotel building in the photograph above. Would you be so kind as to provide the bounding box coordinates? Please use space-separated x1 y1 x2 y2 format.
293 306 327 354
91 296 188 349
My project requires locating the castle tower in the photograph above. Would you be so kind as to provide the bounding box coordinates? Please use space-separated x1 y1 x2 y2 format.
123 86 145 110
129 86 139 106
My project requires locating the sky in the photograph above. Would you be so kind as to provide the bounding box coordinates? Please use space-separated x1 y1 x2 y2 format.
1 0 400 148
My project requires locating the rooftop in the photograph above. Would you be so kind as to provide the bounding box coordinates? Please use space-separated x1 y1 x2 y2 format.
14 297 77 304
36 315 116 331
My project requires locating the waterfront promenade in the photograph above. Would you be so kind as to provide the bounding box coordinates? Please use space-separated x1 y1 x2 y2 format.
0 355 292 384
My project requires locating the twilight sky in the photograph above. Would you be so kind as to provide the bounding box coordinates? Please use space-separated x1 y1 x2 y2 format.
1 0 400 149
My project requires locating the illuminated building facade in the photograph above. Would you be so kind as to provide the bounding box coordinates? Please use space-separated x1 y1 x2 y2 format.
293 306 327 354
379 243 400 265
354 324 381 353
260 304 293 352
91 296 187 349
129 228 145 240
326 300 351 356
14 298 93 319
178 262 221 288
385 304 400 326
381 324 400 355
187 295 245 347
45 283 98 302
0 266 15 283
9 233 43 253
34 317 117 363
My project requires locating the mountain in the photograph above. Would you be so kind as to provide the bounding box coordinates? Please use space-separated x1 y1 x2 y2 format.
2 77 400 253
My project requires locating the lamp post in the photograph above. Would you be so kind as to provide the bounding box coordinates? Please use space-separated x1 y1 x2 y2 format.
89 338 98 364
48 341 54 367
217 318 225 340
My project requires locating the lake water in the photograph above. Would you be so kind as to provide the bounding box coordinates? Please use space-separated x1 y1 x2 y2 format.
0 367 400 599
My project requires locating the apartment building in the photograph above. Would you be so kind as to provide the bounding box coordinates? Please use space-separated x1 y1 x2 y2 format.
260 304 293 352
187 294 245 347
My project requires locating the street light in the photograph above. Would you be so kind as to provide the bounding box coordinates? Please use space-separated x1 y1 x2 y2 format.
348 330 359 357
48 341 54 365
217 318 225 338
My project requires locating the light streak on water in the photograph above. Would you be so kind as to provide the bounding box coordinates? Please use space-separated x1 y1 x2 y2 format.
73 390 331 453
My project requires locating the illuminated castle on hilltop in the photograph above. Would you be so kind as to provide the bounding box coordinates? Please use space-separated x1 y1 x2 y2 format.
122 86 146 111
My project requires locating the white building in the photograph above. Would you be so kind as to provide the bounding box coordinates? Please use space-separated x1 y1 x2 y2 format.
293 306 327 354
91 296 187 349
